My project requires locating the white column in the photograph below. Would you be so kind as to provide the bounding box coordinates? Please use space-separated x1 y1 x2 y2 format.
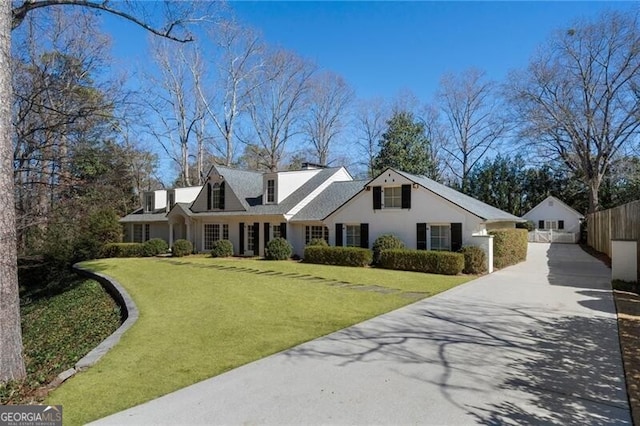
472 234 494 274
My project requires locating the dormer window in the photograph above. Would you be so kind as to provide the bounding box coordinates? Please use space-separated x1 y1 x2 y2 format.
267 179 275 203
144 193 154 212
207 181 225 210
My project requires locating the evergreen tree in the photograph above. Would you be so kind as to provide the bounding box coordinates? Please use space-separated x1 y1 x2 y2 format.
372 111 435 177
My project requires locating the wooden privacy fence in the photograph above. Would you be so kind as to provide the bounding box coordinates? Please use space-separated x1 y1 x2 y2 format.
587 200 640 277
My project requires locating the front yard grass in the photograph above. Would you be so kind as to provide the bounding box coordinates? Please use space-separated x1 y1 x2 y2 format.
48 256 472 425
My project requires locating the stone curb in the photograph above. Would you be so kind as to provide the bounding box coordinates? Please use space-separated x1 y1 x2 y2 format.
47 264 139 389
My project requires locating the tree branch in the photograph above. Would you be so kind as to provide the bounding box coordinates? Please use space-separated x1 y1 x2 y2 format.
12 0 194 42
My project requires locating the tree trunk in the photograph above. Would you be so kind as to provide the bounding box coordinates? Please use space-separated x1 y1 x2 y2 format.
588 177 601 213
0 1 26 383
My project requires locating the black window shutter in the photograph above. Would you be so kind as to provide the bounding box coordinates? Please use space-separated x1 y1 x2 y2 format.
280 222 287 240
239 223 245 254
253 222 260 255
335 223 343 246
558 220 564 230
264 223 270 246
373 186 382 210
219 182 225 210
417 223 427 250
451 223 463 252
207 183 212 210
360 223 369 249
401 184 411 209
538 220 544 229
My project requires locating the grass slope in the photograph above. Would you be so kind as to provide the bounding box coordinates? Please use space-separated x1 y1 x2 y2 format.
48 257 472 424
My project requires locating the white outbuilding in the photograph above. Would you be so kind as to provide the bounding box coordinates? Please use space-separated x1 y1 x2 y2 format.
523 195 584 243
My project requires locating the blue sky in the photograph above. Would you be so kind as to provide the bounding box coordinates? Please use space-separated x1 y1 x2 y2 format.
105 1 637 102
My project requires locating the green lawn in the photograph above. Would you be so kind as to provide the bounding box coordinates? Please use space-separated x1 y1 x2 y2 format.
48 257 473 424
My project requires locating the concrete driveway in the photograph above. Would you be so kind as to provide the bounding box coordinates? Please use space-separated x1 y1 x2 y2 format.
93 243 630 425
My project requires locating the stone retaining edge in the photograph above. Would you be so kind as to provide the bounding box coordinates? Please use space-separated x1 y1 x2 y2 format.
47 264 139 388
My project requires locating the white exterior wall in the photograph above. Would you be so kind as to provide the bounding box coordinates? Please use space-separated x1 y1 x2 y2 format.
267 169 320 203
153 190 167 210
174 186 202 203
324 170 485 249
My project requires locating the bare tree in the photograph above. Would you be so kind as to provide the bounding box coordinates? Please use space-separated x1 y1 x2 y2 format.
195 20 264 167
303 71 354 165
146 39 205 187
437 68 507 192
244 49 315 171
2 0 196 384
508 11 640 212
419 104 447 182
354 98 389 178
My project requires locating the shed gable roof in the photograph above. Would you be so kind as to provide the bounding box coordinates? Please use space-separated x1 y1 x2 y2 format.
523 195 584 219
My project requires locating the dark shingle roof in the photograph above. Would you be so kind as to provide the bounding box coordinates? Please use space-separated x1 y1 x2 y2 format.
120 208 168 223
292 180 365 221
214 166 264 210
397 170 524 222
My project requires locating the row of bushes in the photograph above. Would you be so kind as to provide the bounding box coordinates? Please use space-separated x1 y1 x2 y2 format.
100 238 192 258
489 228 528 269
304 246 373 267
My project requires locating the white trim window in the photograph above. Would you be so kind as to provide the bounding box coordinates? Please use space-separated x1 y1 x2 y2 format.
273 224 282 239
305 226 329 244
211 184 221 209
266 179 275 203
346 225 361 247
430 225 450 251
247 224 255 252
133 224 150 242
383 186 402 208
203 224 229 251
544 220 558 230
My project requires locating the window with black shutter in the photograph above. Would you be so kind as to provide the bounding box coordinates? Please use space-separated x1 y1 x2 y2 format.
451 223 462 252
401 184 411 209
219 182 225 210
253 222 260 255
360 223 369 249
558 220 564 230
264 223 270 246
280 222 287 240
538 220 544 229
417 223 427 250
239 223 245 254
335 223 343 246
373 186 382 210
207 183 212 210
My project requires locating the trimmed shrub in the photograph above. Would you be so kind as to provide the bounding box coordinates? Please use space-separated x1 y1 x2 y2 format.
516 221 535 232
372 234 406 264
101 243 144 258
265 238 293 260
142 238 169 257
379 249 464 275
306 238 328 247
489 228 528 269
304 246 373 267
172 239 193 257
459 246 487 274
210 239 234 258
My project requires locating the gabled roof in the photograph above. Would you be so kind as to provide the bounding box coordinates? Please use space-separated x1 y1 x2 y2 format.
196 166 347 216
292 180 365 222
396 170 524 222
523 195 584 219
213 165 263 210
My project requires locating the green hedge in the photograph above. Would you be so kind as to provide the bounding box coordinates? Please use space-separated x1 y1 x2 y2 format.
172 239 193 257
459 246 487 274
100 243 144 258
142 238 169 257
379 249 464 275
489 228 528 269
306 238 328 247
265 238 292 260
210 240 234 258
372 234 405 264
304 246 372 267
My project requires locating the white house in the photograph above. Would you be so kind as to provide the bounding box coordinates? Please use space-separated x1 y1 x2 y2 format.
322 168 524 251
120 165 524 257
523 195 584 234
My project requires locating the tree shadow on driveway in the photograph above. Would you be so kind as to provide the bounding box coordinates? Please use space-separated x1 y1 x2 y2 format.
283 298 630 425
